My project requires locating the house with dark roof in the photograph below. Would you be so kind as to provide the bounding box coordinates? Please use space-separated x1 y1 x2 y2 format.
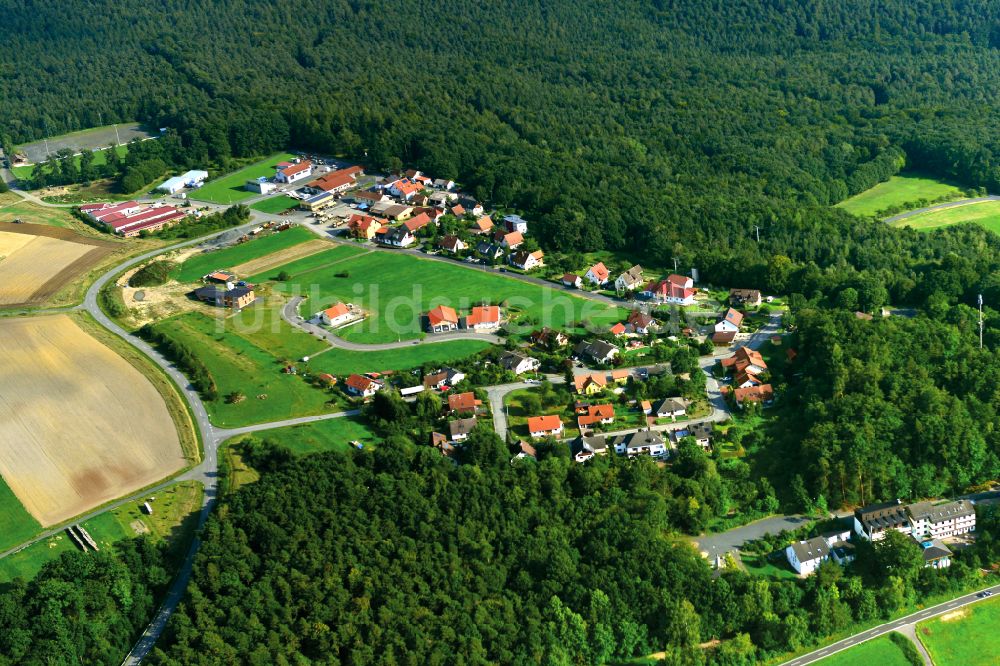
449 417 478 442
730 289 762 307
375 226 415 248
610 429 668 458
655 397 688 420
476 241 504 261
574 340 619 365
785 528 852 576
615 265 644 292
573 435 609 463
853 501 910 541
499 352 540 375
437 235 466 254
530 327 568 349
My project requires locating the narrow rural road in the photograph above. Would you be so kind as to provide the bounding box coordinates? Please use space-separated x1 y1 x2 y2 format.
781 584 1000 666
281 295 502 350
881 195 1000 224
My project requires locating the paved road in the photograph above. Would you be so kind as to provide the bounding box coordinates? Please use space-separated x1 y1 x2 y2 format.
893 624 933 666
693 514 810 563
781 584 1000 666
882 195 1000 224
281 296 502 350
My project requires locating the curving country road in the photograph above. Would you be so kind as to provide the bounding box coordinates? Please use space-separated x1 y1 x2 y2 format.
882 195 1000 224
780 584 1000 666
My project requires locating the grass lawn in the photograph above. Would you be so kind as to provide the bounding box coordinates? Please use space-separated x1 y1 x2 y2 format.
250 195 299 214
274 249 624 343
812 635 913 666
0 198 80 229
504 387 577 440
740 552 800 581
246 243 369 283
308 339 491 376
171 226 317 282
917 596 1000 665
190 152 297 204
0 477 42 552
889 199 1000 234
0 481 202 584
152 312 339 427
246 416 377 455
836 173 964 217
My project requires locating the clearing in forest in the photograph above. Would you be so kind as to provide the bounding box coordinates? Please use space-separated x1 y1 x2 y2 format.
836 174 965 218
0 315 185 526
889 199 1000 234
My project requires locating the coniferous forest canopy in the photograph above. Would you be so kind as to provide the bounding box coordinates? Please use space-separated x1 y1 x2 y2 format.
7 0 1000 663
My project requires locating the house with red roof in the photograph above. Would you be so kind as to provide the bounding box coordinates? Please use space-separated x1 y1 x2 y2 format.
721 347 768 376
562 273 582 288
387 178 423 200
447 391 483 415
585 262 610 286
733 384 774 407
499 231 523 249
427 305 460 333
715 307 744 334
527 415 564 439
470 216 493 234
345 373 382 397
305 166 362 194
321 302 352 327
451 204 466 217
610 322 627 337
403 212 432 233
276 160 313 184
465 305 501 331
348 214 386 240
643 274 695 305
577 403 615 430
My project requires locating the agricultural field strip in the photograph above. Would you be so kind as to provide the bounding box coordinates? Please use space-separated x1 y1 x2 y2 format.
0 315 185 526
230 238 331 276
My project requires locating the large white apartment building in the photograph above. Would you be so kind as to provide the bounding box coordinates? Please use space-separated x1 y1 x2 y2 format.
906 500 976 540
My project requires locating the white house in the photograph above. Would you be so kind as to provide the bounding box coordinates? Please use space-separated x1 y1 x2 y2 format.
906 500 976 540
853 501 911 541
344 373 382 398
574 435 609 463
615 265 644 292
644 274 695 305
449 417 478 442
465 305 501 331
321 302 353 327
509 250 544 271
785 529 852 576
715 308 744 334
527 415 563 439
611 430 668 458
503 214 529 233
245 178 276 194
276 160 313 184
585 262 610 286
655 397 687 420
499 352 540 375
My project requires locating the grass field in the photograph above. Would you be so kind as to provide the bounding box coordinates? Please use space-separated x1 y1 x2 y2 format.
307 339 491 376
0 481 202 584
0 198 79 229
250 195 299 214
917 596 1000 665
889 199 1000 234
246 243 368 282
189 152 297 204
273 249 624 343
0 477 42 553
836 174 964 217
11 145 129 180
740 552 800 580
151 311 336 427
246 416 377 455
171 226 317 282
813 635 913 666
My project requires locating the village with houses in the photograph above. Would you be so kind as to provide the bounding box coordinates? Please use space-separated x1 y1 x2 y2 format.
40 147 994 596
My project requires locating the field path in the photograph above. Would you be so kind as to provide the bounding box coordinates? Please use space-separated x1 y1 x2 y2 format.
883 195 1000 224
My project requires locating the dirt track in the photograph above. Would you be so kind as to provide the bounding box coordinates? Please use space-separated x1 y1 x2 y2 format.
0 315 184 526
231 238 331 276
0 222 116 307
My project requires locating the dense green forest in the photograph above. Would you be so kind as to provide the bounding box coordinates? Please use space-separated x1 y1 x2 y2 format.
0 539 170 665
6 1 1000 298
145 439 997 665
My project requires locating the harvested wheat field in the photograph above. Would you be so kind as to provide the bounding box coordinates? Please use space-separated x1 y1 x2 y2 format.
230 238 330 277
0 222 116 307
0 315 184 526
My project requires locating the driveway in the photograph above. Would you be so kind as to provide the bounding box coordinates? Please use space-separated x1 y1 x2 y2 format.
693 514 810 562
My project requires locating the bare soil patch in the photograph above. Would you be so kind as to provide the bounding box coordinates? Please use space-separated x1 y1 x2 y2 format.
230 238 330 277
0 315 184 526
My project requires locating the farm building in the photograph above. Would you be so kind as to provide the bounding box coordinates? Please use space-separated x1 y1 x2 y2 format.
157 170 208 194
83 201 188 237
299 191 336 212
245 177 277 194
